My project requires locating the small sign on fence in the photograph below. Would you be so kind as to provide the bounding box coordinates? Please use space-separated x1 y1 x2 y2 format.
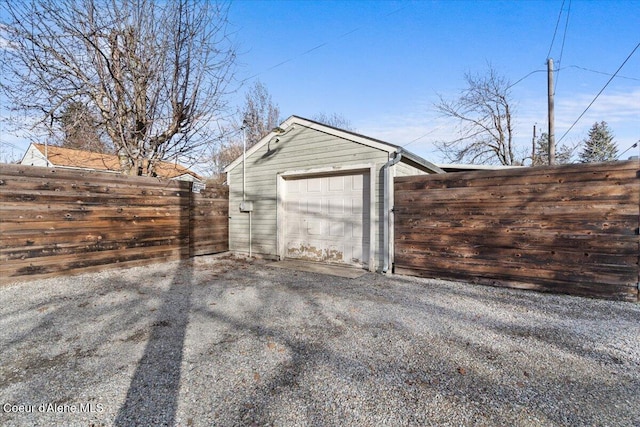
191 181 206 193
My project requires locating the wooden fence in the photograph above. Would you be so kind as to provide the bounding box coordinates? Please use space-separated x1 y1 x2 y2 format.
0 164 228 283
190 185 229 256
394 160 639 302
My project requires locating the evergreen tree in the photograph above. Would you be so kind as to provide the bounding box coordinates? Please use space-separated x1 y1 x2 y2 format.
579 121 618 163
532 133 573 165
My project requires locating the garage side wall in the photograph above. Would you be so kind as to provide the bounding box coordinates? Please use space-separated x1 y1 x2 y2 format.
394 160 429 178
227 125 390 269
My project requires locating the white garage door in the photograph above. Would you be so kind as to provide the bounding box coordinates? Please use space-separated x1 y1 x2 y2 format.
284 172 370 267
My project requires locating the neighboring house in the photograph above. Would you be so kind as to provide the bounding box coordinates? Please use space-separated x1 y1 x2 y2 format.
20 143 202 182
223 115 444 272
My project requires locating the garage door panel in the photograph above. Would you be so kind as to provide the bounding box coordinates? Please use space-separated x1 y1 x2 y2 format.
309 199 323 214
287 219 300 236
329 221 345 237
351 174 363 190
351 222 363 238
327 244 345 262
351 198 362 215
286 199 300 213
329 176 344 191
284 172 369 267
306 220 323 235
329 198 344 214
287 179 300 193
307 178 322 192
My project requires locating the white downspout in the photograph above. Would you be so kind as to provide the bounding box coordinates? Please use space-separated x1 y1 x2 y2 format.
242 123 246 203
241 122 252 258
383 150 403 273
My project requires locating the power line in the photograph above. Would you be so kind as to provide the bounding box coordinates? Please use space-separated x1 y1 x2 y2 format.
554 0 571 94
401 126 442 148
407 68 548 149
557 41 640 144
507 69 546 90
401 57 636 150
565 65 640 81
404 53 638 150
618 141 639 159
0 140 25 150
402 128 487 149
546 0 566 59
504 63 638 93
239 5 409 84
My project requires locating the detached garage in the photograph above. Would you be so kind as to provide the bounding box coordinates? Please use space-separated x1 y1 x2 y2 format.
223 115 443 272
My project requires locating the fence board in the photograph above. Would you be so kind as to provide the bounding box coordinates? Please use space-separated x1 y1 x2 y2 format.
189 186 229 256
0 164 228 283
394 161 640 302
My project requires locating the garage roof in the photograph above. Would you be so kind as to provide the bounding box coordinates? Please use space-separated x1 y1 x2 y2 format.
223 115 443 174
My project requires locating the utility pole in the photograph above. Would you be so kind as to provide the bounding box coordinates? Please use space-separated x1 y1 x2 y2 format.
547 58 556 165
531 124 537 165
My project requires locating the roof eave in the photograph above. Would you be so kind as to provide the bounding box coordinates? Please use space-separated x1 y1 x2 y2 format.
223 115 401 173
398 148 445 174
222 115 444 174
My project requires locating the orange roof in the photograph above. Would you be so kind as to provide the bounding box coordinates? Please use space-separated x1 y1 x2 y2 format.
32 144 201 180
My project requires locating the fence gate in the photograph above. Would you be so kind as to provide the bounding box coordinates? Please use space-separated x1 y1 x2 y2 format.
189 185 229 257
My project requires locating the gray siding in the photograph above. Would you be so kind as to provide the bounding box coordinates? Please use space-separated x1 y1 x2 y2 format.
228 125 390 268
394 160 429 178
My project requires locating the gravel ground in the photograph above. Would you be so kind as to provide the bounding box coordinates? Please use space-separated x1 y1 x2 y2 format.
1 254 639 427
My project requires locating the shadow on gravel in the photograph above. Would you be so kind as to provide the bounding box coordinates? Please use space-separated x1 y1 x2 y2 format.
194 269 640 426
114 260 193 427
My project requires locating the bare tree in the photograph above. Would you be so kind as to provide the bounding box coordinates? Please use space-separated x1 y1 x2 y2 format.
435 65 518 165
242 81 281 147
58 101 111 153
0 142 22 164
1 0 236 176
205 81 279 181
207 141 243 183
312 112 353 131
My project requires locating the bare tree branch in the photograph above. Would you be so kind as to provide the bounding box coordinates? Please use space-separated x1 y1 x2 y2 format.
434 65 520 165
311 112 354 131
241 80 281 147
1 0 237 176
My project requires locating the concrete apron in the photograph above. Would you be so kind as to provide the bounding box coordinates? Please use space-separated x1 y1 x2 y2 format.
267 260 368 279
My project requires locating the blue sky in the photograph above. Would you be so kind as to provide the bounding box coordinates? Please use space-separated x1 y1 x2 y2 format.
227 0 640 164
1 0 638 165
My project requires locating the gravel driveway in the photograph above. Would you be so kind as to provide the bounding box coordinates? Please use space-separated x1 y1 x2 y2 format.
1 254 639 427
